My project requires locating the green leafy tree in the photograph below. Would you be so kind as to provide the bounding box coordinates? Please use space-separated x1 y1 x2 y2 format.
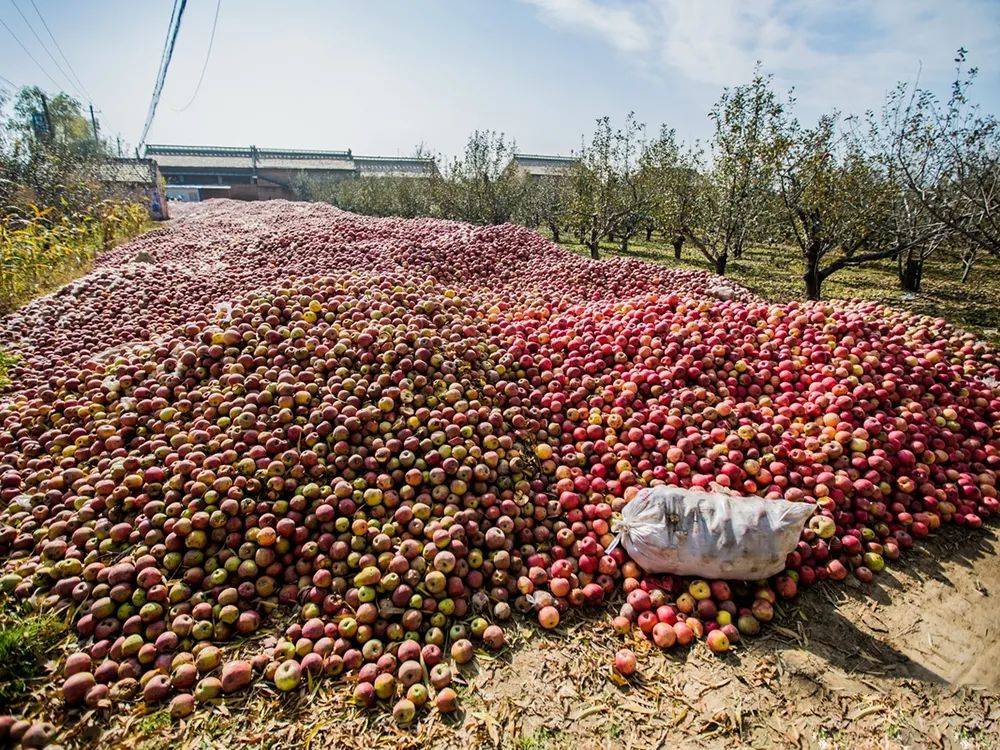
435 131 527 225
567 114 648 259
676 70 787 274
521 174 570 242
774 114 915 300
887 50 999 273
2 86 110 220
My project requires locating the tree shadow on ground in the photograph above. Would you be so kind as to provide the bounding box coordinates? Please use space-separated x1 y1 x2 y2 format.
762 523 998 686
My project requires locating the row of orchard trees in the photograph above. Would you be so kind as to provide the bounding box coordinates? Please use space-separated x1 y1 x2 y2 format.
295 53 998 300
558 56 998 299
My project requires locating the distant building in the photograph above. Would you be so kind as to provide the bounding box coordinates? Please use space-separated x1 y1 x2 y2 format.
144 144 437 202
97 157 169 219
509 153 579 180
354 155 437 178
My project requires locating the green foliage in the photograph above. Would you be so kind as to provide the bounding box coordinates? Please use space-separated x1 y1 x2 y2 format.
294 173 434 219
436 130 527 225
137 711 171 735
519 175 572 241
1 85 116 222
565 113 650 258
0 603 69 706
0 348 19 390
0 199 148 313
887 50 1000 258
677 68 788 274
0 84 152 311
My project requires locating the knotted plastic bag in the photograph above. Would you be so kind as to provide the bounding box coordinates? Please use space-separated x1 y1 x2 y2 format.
610 486 814 579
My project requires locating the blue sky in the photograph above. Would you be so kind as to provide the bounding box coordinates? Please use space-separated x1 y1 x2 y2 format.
1 0 998 159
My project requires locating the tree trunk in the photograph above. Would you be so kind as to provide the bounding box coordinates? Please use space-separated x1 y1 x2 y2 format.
621 235 629 254
804 264 821 300
608 232 615 243
588 229 600 260
714 253 728 276
645 227 652 242
961 255 974 283
548 223 560 243
733 243 742 259
898 256 924 293
673 235 684 260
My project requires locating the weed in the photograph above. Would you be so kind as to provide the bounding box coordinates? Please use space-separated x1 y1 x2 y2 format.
0 604 69 706
0 348 18 390
138 710 171 735
515 727 562 750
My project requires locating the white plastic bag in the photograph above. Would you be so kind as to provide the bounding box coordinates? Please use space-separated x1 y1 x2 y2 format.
610 486 814 579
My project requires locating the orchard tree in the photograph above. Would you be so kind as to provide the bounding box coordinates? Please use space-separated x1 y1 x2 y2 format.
435 131 527 225
888 50 1000 261
856 98 956 293
522 175 570 242
676 70 786 274
891 190 949 293
637 125 683 247
774 114 936 299
567 114 648 259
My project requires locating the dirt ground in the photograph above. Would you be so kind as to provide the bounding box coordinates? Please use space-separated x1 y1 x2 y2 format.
31 524 987 750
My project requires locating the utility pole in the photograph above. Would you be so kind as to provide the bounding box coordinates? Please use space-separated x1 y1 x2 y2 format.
89 104 100 143
39 91 53 142
117 136 122 157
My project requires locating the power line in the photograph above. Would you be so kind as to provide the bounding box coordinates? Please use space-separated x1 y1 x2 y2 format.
8 0 82 98
27 0 93 101
0 14 61 90
173 0 221 112
138 0 187 151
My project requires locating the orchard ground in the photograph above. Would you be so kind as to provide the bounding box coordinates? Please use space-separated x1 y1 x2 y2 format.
1 212 999 750
553 234 1000 347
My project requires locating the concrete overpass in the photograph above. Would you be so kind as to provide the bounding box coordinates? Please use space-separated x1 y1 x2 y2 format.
144 144 437 201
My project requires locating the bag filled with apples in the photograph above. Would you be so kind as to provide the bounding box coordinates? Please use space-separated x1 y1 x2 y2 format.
610 486 814 579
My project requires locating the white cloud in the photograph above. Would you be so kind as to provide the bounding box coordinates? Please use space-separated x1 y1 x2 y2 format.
524 0 999 125
653 0 1000 115
521 0 652 54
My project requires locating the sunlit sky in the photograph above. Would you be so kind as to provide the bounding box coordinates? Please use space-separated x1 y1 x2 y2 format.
1 0 998 159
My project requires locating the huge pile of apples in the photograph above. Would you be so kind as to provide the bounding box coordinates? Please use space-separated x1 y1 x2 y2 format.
0 200 997 741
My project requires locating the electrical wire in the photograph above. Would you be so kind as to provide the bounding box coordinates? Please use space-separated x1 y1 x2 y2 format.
138 0 187 151
27 0 93 101
0 14 61 90
8 0 81 98
172 0 221 112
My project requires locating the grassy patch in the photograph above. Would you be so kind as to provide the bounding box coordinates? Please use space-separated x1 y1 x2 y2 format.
0 604 69 706
137 710 171 735
555 233 1000 345
0 348 18 390
514 728 563 750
